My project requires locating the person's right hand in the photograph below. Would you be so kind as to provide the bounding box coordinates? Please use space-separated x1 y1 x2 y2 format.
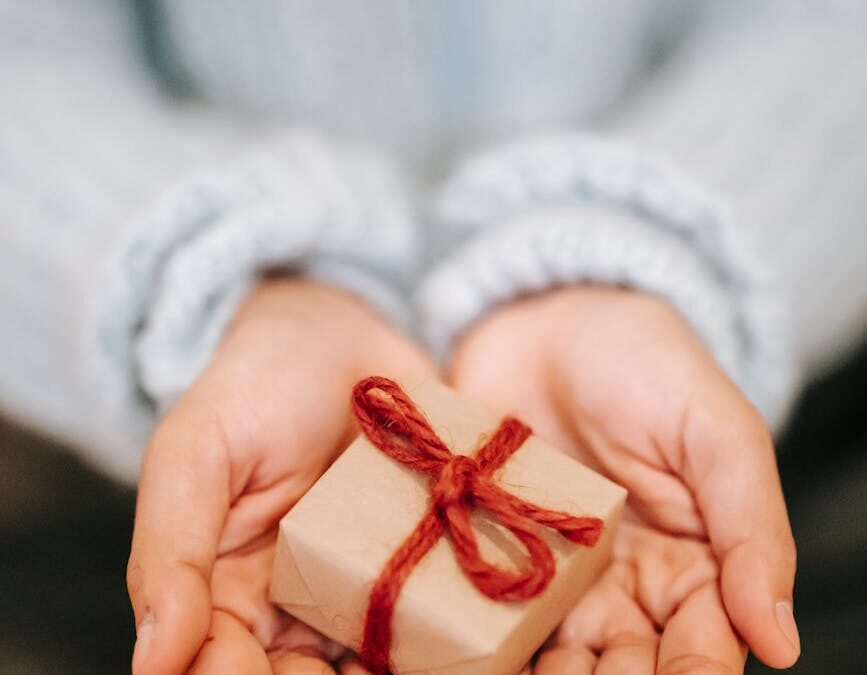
127 277 437 675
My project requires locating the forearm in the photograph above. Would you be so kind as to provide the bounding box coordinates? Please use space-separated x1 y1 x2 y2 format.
610 2 867 377
417 133 794 429
0 1 418 481
418 5 867 432
0 0 247 476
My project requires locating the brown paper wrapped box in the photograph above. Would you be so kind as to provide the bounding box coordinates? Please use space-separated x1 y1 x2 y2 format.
270 380 626 675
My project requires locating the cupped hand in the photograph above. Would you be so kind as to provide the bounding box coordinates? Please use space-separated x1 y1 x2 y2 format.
127 278 437 675
450 285 799 674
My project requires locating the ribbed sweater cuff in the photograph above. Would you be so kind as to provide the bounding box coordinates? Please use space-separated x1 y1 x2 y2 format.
90 130 416 442
416 134 797 429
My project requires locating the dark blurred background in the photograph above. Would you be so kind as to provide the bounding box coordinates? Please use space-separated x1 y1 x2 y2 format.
1 346 865 675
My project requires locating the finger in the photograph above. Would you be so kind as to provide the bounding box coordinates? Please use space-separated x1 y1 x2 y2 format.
683 389 799 667
556 561 656 651
188 609 272 675
129 404 232 675
534 645 596 675
338 656 374 674
588 435 707 538
209 539 290 648
265 615 341 675
656 581 746 675
271 650 337 675
615 522 718 628
594 633 658 675
266 613 345 669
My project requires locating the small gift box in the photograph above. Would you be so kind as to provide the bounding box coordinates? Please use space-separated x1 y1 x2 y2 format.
271 377 626 675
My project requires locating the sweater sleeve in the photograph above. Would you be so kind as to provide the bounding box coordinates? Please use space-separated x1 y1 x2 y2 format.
417 3 867 431
609 2 867 382
0 0 418 482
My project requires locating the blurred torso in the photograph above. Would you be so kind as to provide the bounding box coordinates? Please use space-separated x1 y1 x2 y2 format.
154 0 696 171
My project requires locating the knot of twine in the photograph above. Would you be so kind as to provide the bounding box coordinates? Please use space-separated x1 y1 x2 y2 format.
431 454 477 511
351 377 604 674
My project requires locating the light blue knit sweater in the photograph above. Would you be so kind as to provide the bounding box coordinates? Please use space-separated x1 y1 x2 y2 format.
1 0 865 481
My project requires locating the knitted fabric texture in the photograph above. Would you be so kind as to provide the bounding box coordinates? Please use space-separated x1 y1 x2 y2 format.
417 133 795 428
90 131 416 478
3 1 866 481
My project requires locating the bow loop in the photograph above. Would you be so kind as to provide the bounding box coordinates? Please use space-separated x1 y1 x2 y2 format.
352 376 452 473
350 377 604 675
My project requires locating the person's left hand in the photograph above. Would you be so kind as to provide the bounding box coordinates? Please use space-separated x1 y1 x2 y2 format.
449 285 799 674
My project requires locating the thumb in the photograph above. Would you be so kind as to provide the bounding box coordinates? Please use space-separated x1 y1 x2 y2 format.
127 405 231 675
683 386 799 668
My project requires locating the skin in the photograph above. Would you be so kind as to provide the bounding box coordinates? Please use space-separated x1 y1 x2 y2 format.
127 280 799 675
127 279 437 675
450 286 799 674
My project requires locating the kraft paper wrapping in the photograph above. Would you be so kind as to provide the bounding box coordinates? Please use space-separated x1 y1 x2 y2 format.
270 380 626 675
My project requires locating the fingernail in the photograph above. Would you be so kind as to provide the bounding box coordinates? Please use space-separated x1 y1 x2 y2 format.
132 614 155 672
775 601 800 657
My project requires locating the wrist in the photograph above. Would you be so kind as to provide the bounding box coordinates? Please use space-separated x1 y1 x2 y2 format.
228 276 401 352
453 284 693 385
423 133 797 428
458 283 674 345
234 277 374 323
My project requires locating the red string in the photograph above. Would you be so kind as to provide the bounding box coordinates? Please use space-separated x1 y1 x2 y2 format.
351 377 604 674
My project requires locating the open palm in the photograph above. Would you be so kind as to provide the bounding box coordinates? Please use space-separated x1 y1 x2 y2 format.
129 281 798 675
127 280 435 675
451 286 800 674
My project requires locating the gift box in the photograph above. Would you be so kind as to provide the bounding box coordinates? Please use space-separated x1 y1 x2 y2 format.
270 377 626 675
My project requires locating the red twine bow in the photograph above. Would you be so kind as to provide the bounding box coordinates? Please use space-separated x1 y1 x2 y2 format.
351 377 604 674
